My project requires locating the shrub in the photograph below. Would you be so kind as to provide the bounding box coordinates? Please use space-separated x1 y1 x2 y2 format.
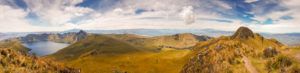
273 55 293 68
266 54 293 71
265 54 295 73
263 47 277 58
265 60 273 72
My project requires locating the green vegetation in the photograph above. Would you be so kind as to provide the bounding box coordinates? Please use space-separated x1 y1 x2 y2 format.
266 54 292 70
264 54 300 73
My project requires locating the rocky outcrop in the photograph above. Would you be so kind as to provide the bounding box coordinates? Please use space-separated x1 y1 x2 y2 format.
231 26 254 39
0 48 79 73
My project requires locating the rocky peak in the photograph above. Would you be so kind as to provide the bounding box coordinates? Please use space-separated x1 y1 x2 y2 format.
77 30 87 35
231 26 254 39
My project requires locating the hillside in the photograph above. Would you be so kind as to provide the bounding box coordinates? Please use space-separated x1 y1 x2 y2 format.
45 34 143 62
0 48 78 73
181 27 299 73
45 34 194 73
105 33 212 51
0 41 30 55
5 30 88 44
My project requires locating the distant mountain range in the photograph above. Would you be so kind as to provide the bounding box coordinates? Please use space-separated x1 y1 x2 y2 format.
105 33 212 50
64 28 233 37
65 29 300 46
264 33 300 46
1 28 299 46
4 30 88 44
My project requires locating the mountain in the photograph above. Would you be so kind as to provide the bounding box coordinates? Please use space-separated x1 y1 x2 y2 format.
5 30 88 44
63 28 233 37
105 33 212 51
0 48 78 73
45 34 143 62
44 34 194 73
180 27 299 73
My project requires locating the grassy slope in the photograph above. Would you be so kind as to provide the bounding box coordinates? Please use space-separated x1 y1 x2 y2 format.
105 33 211 51
45 34 194 73
0 41 30 54
250 45 300 73
45 34 142 62
64 48 192 73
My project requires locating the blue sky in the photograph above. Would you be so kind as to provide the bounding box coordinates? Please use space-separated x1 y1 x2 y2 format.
0 0 299 33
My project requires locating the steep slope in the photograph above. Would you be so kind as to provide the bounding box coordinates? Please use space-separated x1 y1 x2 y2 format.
106 33 212 51
45 34 142 62
0 41 30 55
0 48 78 73
180 27 293 73
5 30 88 44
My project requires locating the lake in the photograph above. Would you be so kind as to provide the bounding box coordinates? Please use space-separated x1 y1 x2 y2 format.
22 41 70 57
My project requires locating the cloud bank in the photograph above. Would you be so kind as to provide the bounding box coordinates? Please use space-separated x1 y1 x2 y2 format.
0 0 300 33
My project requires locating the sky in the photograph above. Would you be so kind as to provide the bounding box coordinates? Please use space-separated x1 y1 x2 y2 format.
0 0 300 33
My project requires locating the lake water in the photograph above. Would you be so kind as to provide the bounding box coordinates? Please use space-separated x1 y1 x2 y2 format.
22 41 70 57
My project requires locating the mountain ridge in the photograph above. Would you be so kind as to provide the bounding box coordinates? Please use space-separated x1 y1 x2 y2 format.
4 30 88 44
105 33 212 50
180 26 291 73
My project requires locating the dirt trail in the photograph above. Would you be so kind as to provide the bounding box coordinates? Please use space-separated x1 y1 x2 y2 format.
242 55 259 73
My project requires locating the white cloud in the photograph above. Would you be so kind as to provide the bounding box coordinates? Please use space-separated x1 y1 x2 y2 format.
113 8 124 15
0 5 31 32
75 0 233 28
180 6 195 24
5 0 300 33
24 0 93 25
0 4 87 32
245 0 259 3
248 0 300 33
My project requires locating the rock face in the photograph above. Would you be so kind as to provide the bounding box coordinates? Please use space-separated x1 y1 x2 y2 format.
181 26 284 73
76 30 88 40
231 26 254 39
